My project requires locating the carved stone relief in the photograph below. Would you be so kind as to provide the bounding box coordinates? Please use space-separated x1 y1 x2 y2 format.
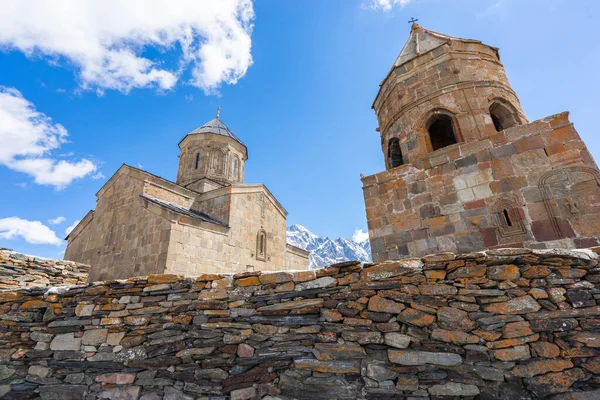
538 166 600 238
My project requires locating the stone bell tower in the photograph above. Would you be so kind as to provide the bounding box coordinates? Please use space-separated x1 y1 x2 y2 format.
362 24 600 261
177 108 248 193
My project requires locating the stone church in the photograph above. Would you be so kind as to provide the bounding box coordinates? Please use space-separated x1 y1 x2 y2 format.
65 111 309 281
362 24 600 262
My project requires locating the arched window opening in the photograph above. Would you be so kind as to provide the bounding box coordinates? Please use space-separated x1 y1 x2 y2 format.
428 114 458 151
489 101 519 132
256 230 267 261
502 209 512 227
387 138 404 169
233 158 239 179
195 152 200 169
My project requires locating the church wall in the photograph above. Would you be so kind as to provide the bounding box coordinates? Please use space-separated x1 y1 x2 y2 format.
2 248 600 399
163 188 306 276
363 112 600 262
192 189 233 225
65 170 172 282
226 190 290 272
284 244 310 270
164 222 231 275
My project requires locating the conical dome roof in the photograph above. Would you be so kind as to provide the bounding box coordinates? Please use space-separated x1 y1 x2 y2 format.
187 111 244 146
394 24 494 68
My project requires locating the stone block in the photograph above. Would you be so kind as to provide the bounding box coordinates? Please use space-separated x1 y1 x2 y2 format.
49 333 81 351
81 328 108 346
384 332 411 349
40 385 87 400
493 345 530 361
294 359 360 373
367 296 404 313
312 343 366 360
428 382 479 397
388 350 462 366
98 386 141 400
484 295 541 315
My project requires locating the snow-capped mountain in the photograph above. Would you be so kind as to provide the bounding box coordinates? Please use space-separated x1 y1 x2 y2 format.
287 224 372 270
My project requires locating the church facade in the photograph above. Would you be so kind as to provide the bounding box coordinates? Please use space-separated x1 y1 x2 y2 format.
65 112 309 282
362 24 600 261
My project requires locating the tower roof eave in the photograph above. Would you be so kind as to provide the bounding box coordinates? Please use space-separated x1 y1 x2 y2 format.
180 117 246 147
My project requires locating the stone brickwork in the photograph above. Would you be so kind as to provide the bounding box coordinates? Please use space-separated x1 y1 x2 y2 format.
2 248 600 399
363 25 600 261
0 250 89 290
364 112 600 261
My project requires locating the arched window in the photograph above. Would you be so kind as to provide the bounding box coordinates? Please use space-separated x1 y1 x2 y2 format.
489 101 519 132
195 152 200 169
256 230 267 261
387 138 403 169
428 113 458 151
233 158 239 179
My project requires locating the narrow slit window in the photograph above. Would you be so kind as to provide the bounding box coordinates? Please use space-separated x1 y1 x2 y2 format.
195 152 200 169
503 209 512 227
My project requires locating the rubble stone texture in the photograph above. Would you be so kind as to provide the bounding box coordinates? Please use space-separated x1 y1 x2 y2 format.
0 250 89 290
1 247 600 399
363 24 600 261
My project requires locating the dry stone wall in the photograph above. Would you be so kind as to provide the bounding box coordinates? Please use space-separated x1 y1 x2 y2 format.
0 250 89 290
2 248 600 399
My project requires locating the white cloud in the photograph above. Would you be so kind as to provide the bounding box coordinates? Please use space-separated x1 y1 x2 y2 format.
48 216 66 225
65 220 81 236
0 0 254 94
91 172 105 180
0 217 63 245
352 229 370 243
0 87 98 188
366 0 413 11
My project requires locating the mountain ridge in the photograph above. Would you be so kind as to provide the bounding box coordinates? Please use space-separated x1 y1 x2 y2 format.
286 224 371 270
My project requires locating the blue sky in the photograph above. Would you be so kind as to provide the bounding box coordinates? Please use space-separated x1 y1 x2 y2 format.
0 0 599 258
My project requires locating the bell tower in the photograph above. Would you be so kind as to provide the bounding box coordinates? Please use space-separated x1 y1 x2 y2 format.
177 109 248 193
362 24 600 261
374 24 527 169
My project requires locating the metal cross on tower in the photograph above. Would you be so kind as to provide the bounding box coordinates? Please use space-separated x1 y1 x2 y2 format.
216 106 221 119
409 17 418 24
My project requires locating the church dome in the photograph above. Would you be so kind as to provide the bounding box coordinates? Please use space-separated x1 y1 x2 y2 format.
177 109 248 189
187 110 244 146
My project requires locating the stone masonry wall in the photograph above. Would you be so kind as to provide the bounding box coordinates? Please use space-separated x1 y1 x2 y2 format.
363 112 600 261
2 248 600 399
0 250 89 290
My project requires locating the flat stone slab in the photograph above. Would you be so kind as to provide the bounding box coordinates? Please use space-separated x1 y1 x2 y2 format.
388 350 462 366
257 298 323 312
